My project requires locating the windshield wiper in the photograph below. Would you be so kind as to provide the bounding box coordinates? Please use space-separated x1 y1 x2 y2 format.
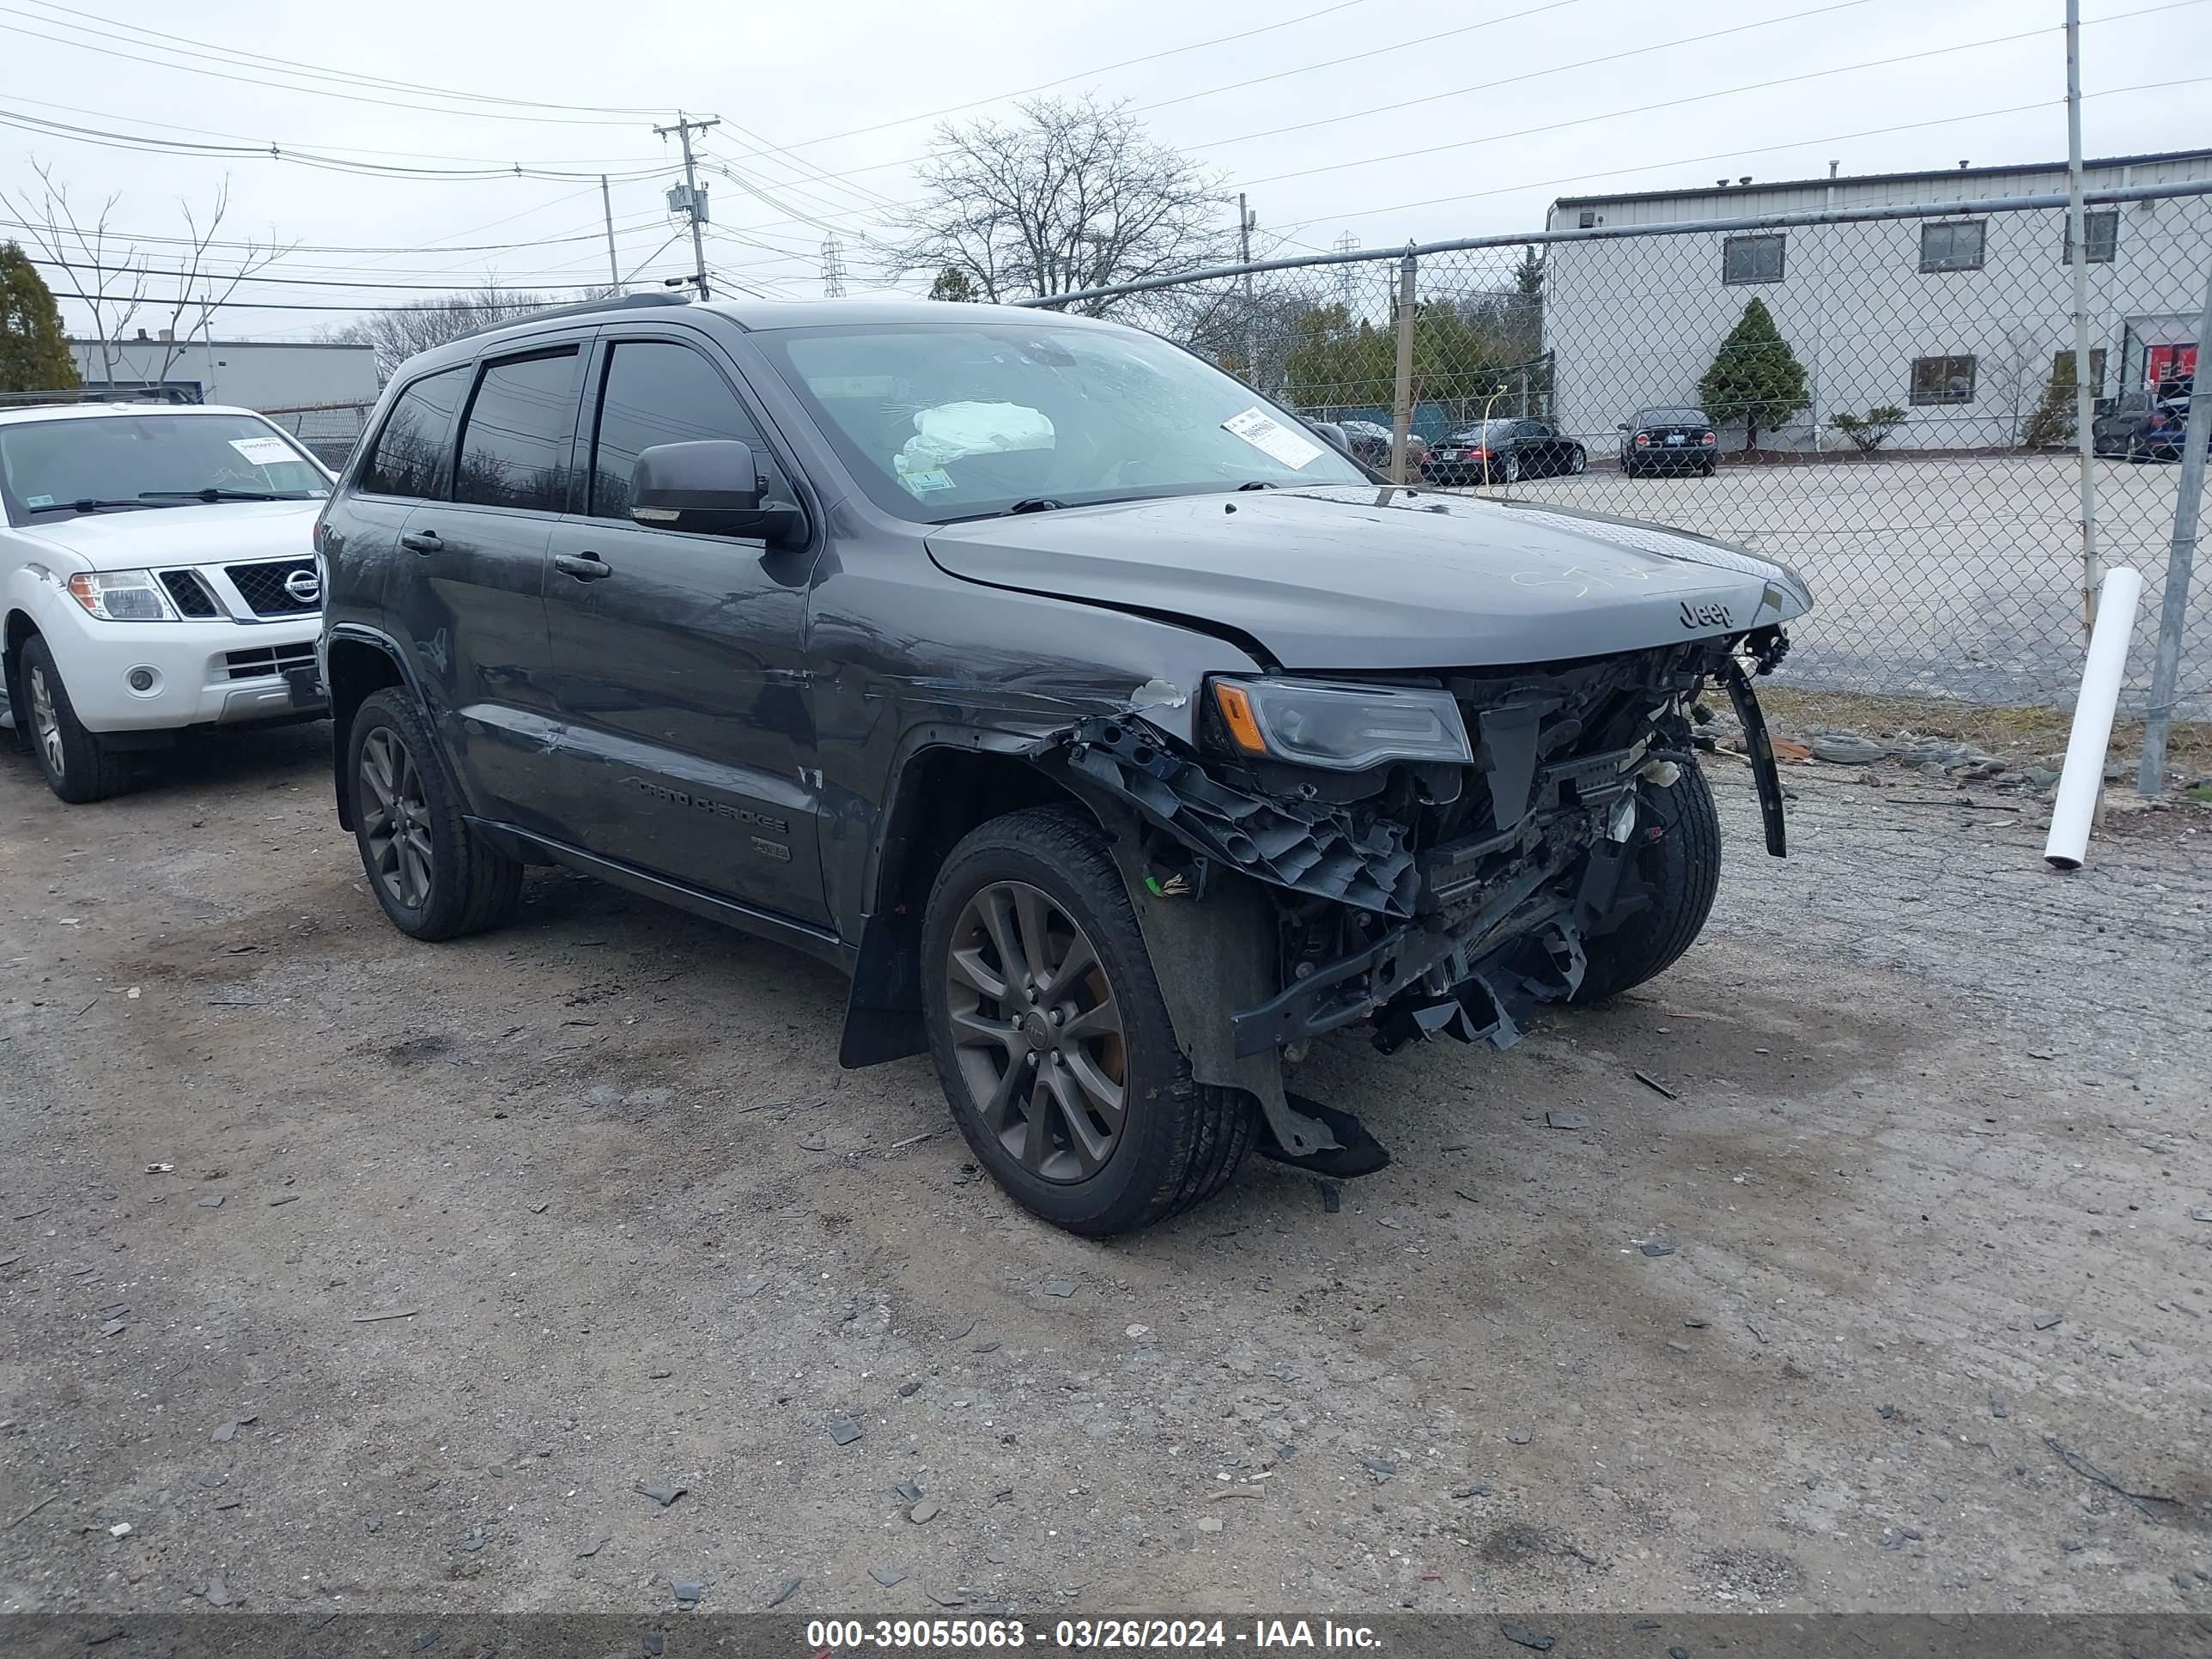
139 487 313 503
1005 496 1068 514
27 497 165 514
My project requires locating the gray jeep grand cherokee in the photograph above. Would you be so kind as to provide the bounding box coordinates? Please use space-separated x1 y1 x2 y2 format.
316 293 1809 1236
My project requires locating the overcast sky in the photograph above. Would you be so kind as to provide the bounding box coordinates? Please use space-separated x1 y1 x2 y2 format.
1 0 2204 343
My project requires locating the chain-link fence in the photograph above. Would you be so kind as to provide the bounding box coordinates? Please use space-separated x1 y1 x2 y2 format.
259 401 374 471
1024 182 2212 748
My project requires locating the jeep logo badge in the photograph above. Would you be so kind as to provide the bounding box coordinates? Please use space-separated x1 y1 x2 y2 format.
284 568 322 605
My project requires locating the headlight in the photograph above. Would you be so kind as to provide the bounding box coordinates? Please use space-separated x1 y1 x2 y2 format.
66 570 176 623
1209 676 1473 771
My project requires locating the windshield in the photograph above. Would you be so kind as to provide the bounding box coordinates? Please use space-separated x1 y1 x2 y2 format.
757 321 1366 521
1638 408 1708 425
0 413 328 519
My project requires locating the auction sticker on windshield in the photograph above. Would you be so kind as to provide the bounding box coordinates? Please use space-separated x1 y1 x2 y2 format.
1223 407 1323 470
228 436 297 466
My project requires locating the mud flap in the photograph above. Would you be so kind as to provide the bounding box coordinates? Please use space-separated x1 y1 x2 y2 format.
1720 657 1788 857
1103 836 1353 1164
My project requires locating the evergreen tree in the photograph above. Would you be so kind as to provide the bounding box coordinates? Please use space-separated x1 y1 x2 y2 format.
927 266 981 303
0 242 79 393
2022 355 2079 448
1697 297 1808 453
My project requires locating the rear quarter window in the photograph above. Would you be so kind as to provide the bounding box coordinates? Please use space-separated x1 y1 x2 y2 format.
359 367 470 499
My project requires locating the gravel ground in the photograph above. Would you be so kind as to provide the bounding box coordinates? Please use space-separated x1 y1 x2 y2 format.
1450 453 2209 715
2 722 2208 1621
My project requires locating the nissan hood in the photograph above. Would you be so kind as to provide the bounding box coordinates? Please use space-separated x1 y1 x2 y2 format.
925 486 1811 670
13 499 322 573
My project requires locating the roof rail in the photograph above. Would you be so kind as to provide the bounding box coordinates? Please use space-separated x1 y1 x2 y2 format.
450 290 690 346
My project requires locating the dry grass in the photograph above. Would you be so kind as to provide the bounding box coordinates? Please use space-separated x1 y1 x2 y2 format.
1757 685 2212 775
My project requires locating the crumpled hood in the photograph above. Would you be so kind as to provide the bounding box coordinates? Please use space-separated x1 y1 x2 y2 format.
13 499 321 572
926 486 1812 669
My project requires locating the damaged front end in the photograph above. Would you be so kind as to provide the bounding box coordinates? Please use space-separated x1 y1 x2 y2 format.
1049 628 1790 1174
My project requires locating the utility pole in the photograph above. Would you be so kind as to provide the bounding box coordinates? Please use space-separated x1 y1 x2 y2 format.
655 112 720 300
822 235 848 299
2064 0 2101 634
600 174 620 290
1334 231 1359 315
1238 192 1259 392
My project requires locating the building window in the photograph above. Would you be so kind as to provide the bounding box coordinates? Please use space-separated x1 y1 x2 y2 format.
1910 355 1978 405
1919 221 1985 272
1723 234 1785 285
2060 210 2118 264
2051 347 2108 393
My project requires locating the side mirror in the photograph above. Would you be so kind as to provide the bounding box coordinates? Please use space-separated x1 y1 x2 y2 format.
629 441 805 543
1615 422 1630 431
1309 420 1349 454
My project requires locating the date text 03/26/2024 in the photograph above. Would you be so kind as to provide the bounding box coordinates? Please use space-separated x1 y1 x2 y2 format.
805 1619 1382 1650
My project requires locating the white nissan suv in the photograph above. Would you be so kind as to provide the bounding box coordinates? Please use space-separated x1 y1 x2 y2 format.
1 402 336 802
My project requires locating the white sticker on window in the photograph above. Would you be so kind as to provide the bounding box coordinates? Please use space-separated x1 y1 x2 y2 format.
26 494 54 508
900 469 956 495
228 436 296 465
1223 407 1324 470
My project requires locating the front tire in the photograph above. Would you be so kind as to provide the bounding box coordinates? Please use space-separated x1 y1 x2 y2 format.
921 806 1254 1237
18 635 133 804
1566 446 1587 475
346 688 522 941
1574 758 1722 1002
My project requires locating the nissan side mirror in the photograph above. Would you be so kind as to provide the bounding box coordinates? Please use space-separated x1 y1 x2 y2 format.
1310 420 1350 454
629 441 805 544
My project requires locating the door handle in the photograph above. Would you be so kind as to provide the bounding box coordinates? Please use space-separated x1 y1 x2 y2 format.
398 529 441 554
552 551 612 581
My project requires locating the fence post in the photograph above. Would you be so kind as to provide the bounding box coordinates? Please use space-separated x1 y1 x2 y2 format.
1389 247 1417 485
2135 261 2212 798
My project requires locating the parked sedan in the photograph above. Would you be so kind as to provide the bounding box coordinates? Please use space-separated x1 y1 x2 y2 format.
1335 418 1426 476
1423 419 1585 486
1620 407 1718 477
2092 388 2199 461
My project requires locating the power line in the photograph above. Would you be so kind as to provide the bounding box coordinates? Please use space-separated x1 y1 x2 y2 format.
1233 3 2210 191
19 252 677 294
1269 75 2212 235
711 0 1370 162
0 106 670 181
1182 0 1881 153
5 0 680 118
0 89 674 171
0 11 661 126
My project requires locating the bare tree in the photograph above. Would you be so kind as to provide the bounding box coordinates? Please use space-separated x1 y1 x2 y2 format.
323 284 603 381
882 96 1231 313
0 160 144 380
148 180 290 384
0 163 294 386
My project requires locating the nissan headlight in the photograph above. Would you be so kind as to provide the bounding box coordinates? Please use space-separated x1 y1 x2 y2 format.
66 570 176 623
1209 677 1473 771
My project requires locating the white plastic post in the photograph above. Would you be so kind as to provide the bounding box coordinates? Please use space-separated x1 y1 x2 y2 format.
2044 564 2145 871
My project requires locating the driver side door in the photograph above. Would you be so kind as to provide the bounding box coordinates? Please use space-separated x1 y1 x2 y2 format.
541 331 828 924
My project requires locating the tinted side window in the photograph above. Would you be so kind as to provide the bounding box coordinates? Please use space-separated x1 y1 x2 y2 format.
360 366 468 499
453 349 581 512
588 340 763 520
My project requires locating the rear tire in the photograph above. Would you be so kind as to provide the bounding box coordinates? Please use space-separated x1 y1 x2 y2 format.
1574 757 1722 1002
18 635 134 804
921 806 1255 1237
346 687 522 941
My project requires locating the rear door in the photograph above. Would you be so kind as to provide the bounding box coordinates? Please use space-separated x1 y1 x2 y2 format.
542 331 828 923
387 339 587 834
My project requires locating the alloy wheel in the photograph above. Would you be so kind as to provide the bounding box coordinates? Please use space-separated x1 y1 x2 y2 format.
943 879 1127 1183
359 726 434 911
26 663 64 781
